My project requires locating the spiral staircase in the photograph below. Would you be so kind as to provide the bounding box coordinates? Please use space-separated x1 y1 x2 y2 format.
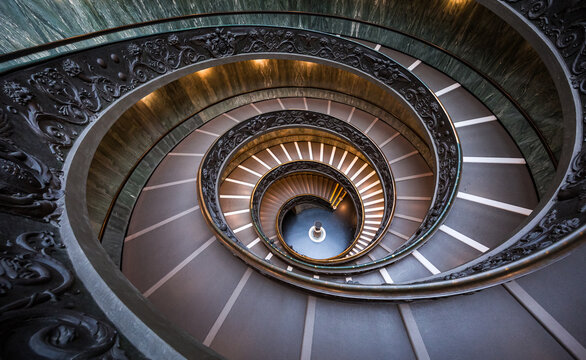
0 1 585 360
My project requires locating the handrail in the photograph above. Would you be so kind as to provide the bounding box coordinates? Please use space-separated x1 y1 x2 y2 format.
0 10 557 168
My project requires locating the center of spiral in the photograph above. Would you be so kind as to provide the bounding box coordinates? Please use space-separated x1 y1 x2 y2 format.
308 221 326 243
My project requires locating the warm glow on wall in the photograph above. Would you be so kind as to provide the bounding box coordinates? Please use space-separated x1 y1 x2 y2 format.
140 92 157 106
445 0 469 12
253 59 268 66
196 67 212 77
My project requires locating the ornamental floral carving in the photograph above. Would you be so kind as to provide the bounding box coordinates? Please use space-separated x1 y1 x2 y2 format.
0 111 62 222
0 308 127 360
3 81 33 106
0 232 72 313
192 28 239 58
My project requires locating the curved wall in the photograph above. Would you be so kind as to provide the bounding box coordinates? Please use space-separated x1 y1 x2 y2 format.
0 0 563 164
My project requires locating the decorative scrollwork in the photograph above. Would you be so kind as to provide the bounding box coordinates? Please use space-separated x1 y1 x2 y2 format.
192 28 240 58
0 112 62 222
3 81 33 105
0 232 128 358
503 0 586 96
0 308 127 360
444 208 581 280
29 66 99 122
558 148 586 212
0 232 72 313
2 60 123 161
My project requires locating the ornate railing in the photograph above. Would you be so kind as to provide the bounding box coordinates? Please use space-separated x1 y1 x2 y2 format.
198 102 458 274
251 161 366 265
199 109 397 272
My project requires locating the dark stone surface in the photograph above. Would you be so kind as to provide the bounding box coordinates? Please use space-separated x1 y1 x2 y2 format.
387 254 434 283
443 198 527 249
312 298 416 359
122 212 213 293
517 243 586 346
147 241 248 341
412 62 456 92
126 182 199 235
416 230 483 273
457 121 524 157
410 286 572 360
459 162 538 209
440 86 494 121
211 271 306 360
